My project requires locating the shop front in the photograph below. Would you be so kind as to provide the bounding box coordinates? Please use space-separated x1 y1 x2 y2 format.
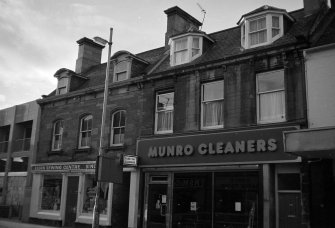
29 161 113 227
136 126 302 228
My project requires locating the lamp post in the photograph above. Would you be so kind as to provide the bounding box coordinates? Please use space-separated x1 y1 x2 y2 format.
92 28 113 228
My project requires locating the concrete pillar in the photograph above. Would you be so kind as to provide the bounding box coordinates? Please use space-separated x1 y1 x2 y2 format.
127 169 140 228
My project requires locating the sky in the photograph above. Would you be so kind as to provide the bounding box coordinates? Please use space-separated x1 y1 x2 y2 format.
0 0 303 109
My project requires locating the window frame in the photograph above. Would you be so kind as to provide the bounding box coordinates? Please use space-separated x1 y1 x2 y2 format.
170 34 203 66
241 13 284 49
52 120 64 151
256 69 286 124
113 59 131 82
110 110 126 146
56 77 69 95
201 80 224 130
155 91 174 134
79 115 93 149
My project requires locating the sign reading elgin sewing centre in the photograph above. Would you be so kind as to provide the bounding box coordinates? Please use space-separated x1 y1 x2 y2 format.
137 127 298 167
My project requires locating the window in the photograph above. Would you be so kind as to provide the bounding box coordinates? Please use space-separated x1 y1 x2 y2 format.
40 174 62 211
155 92 174 134
257 70 285 123
56 77 68 95
82 174 109 215
79 115 92 148
249 17 267 46
114 60 129 82
10 157 28 172
170 35 203 66
201 80 224 129
240 13 285 49
111 110 126 146
52 120 63 151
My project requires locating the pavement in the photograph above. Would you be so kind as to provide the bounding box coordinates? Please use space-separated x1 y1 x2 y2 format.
0 219 59 228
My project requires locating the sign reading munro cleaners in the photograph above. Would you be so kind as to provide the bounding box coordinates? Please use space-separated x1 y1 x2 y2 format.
137 127 298 167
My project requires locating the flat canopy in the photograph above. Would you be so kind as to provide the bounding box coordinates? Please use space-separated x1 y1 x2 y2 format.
284 127 335 159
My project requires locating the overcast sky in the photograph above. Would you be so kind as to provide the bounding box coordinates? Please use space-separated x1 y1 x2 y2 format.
0 0 303 109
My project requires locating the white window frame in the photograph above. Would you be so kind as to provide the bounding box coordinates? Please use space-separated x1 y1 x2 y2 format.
241 13 284 49
110 110 126 146
170 34 203 66
79 115 92 149
155 92 174 134
201 80 224 130
52 120 64 151
256 69 286 124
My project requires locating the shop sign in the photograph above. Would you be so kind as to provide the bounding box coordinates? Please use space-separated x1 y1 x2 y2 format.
122 155 138 167
31 161 96 173
137 126 299 167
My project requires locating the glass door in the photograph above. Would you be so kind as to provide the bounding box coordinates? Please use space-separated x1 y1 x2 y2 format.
144 174 171 228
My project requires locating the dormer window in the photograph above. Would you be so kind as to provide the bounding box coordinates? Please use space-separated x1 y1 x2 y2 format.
238 6 294 49
171 35 203 66
56 77 69 95
113 54 131 82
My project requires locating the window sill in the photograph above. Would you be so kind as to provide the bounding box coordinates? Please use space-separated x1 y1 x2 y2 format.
47 149 64 156
108 144 125 150
73 148 92 154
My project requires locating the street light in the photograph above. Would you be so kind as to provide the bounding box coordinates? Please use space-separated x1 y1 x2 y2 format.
92 28 113 228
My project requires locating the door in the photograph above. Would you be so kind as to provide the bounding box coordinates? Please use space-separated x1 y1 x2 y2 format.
144 174 171 228
278 193 301 228
64 176 79 226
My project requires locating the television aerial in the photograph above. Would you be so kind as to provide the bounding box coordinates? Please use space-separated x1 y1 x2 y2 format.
197 3 206 30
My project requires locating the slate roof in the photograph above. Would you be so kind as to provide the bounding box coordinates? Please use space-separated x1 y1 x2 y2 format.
45 6 335 98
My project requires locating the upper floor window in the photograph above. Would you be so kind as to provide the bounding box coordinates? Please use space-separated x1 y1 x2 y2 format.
79 115 92 148
110 110 126 146
170 35 203 66
256 70 285 124
238 6 294 49
52 120 64 151
201 80 224 129
114 60 130 82
56 77 69 95
155 92 174 134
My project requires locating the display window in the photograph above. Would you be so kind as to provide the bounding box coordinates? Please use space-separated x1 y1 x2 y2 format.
82 174 109 215
40 174 62 211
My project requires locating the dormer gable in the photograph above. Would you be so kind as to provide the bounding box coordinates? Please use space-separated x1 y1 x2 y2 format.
54 68 88 95
111 51 149 82
169 29 214 67
238 5 294 49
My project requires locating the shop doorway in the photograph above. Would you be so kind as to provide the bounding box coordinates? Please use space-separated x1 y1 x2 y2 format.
64 176 79 226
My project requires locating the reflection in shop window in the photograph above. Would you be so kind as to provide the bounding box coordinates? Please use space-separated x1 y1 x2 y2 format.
40 175 62 211
82 174 108 215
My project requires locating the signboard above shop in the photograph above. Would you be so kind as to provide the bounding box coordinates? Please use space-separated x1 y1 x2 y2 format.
137 126 300 167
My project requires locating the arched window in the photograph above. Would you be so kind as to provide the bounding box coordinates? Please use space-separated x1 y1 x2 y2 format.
79 115 92 148
110 110 126 146
52 120 64 151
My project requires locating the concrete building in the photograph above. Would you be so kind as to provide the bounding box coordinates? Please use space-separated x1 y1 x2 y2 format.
28 0 335 227
0 101 40 221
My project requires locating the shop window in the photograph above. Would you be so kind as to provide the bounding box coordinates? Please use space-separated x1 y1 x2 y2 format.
201 80 224 129
155 92 174 134
40 174 62 211
52 120 64 151
82 174 108 215
110 110 126 146
10 157 28 172
257 70 285 123
79 115 92 149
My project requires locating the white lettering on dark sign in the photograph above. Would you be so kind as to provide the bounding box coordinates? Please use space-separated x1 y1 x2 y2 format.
148 139 277 158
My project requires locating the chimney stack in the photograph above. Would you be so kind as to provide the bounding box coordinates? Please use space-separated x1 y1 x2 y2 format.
303 0 329 16
75 37 105 74
164 6 202 48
